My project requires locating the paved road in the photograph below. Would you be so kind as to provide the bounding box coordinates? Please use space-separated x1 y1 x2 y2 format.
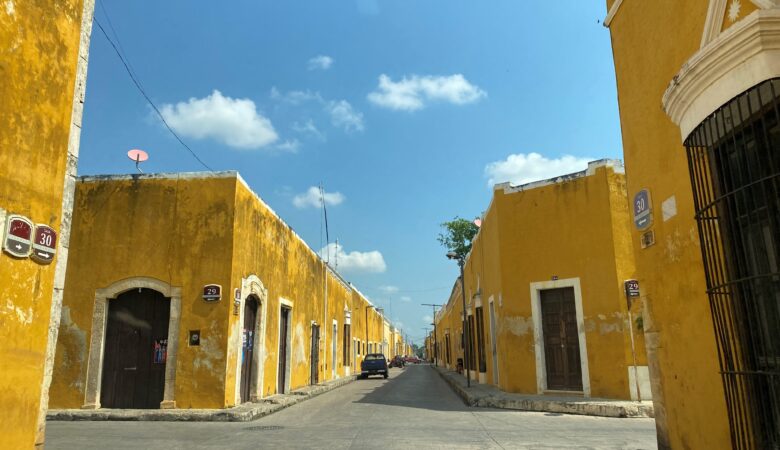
46 364 657 449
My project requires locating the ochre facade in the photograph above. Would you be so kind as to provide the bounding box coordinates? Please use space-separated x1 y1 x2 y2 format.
434 161 648 401
0 0 93 447
51 172 397 410
606 1 780 448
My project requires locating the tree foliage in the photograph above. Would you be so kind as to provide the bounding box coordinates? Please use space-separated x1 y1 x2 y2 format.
437 216 479 260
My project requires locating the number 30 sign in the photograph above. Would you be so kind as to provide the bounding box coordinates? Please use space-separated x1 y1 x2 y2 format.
31 224 57 264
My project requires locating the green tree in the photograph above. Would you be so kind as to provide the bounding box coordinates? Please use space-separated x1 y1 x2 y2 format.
437 216 479 260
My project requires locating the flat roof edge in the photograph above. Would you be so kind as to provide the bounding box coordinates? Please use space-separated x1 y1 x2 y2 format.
78 170 239 183
493 158 624 194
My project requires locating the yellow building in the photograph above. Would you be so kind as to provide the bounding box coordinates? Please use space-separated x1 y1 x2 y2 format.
605 1 780 448
0 0 94 448
434 160 650 401
50 171 386 410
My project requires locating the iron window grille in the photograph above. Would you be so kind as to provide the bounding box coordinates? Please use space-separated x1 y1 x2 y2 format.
686 78 780 449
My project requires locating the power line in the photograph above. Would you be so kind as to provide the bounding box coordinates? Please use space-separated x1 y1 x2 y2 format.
93 18 214 172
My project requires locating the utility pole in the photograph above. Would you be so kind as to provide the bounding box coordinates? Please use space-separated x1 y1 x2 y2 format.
422 303 442 366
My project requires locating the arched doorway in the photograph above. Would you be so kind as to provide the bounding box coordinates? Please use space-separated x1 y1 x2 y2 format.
240 296 259 403
100 288 170 409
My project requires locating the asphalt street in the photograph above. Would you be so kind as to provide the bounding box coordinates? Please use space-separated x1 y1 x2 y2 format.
46 364 657 449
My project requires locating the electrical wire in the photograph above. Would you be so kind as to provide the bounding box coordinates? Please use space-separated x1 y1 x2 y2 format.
93 18 214 172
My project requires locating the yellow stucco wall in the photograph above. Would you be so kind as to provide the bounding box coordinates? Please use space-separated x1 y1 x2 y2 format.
606 0 734 447
0 1 90 448
52 172 386 410
435 163 644 400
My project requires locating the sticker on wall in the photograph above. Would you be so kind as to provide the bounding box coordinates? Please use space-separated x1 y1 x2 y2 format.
153 338 168 364
662 195 677 222
202 284 222 302
3 215 33 258
633 189 653 230
31 224 57 264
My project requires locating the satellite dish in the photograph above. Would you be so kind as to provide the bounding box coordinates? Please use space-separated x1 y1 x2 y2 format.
127 149 149 173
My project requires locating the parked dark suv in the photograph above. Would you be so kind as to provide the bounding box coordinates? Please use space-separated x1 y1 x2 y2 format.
360 353 388 379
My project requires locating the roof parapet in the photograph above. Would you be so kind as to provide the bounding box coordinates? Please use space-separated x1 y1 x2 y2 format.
493 159 624 195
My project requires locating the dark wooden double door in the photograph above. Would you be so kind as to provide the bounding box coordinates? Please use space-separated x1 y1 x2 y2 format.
310 324 320 385
541 287 582 391
101 288 170 409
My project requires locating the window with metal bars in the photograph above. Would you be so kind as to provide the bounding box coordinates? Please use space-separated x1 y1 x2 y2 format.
685 78 780 450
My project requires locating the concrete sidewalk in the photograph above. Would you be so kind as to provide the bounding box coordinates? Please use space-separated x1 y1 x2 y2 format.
47 375 355 422
433 365 654 418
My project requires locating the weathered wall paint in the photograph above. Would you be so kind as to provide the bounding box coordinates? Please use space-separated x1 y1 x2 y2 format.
606 0 736 447
434 163 645 401
51 172 395 410
0 0 93 447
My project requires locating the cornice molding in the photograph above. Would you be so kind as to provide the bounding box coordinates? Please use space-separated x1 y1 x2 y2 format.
663 9 780 141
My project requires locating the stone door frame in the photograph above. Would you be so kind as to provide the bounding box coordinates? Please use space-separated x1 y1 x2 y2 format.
233 274 268 404
82 276 182 409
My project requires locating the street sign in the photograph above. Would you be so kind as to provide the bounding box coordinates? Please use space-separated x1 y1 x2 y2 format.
3 215 33 258
633 189 653 230
624 279 640 309
31 224 57 264
203 284 222 302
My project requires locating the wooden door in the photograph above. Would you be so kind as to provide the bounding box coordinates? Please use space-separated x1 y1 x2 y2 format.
240 296 258 403
101 288 169 409
277 307 289 393
541 287 582 391
310 324 320 385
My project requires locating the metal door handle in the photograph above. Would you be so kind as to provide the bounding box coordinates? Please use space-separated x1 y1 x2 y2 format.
124 367 137 371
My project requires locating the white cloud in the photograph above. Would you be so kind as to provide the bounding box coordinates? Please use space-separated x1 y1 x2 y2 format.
319 243 386 273
275 139 300 153
400 296 411 303
379 286 399 293
367 74 486 111
423 315 433 324
327 100 364 132
292 120 325 140
270 87 322 105
293 186 345 209
308 55 334 71
484 152 594 187
160 90 278 149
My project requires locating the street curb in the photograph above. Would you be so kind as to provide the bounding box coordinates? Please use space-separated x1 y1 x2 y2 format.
432 365 654 419
47 375 356 422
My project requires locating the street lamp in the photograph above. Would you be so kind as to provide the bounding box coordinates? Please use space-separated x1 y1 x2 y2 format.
447 251 470 388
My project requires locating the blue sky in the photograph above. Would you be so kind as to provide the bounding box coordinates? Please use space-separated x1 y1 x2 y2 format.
80 0 621 345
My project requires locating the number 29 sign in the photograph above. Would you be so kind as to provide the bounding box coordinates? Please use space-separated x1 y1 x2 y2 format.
203 284 222 302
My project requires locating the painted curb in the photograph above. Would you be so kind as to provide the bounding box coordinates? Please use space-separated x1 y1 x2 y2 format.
47 375 356 422
433 366 654 419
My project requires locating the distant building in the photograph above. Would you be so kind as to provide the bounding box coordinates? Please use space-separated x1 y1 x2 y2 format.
50 172 390 409
0 0 94 447
434 161 649 401
605 1 780 448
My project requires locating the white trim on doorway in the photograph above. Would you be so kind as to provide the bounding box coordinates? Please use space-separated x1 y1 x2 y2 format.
277 300 293 394
82 276 182 409
233 275 268 405
529 277 591 397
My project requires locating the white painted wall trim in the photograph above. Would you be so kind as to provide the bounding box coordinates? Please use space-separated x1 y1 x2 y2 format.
36 0 95 443
277 303 293 394
628 366 653 401
701 0 728 47
663 9 780 141
530 278 591 397
603 0 625 27
82 277 182 409
232 275 268 405
753 0 780 9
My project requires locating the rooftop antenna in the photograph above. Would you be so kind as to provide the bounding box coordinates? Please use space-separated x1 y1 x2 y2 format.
127 149 149 173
